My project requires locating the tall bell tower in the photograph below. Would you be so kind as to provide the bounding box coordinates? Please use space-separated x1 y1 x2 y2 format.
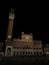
6 8 15 45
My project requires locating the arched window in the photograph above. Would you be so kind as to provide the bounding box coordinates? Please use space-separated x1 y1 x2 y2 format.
23 52 24 54
37 52 38 55
20 52 21 54
14 51 15 55
26 52 27 55
40 52 42 55
28 52 30 54
34 52 36 55
17 51 18 56
31 52 32 54
34 48 35 50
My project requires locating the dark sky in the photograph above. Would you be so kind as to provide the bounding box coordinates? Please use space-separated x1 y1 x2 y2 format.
0 1 48 44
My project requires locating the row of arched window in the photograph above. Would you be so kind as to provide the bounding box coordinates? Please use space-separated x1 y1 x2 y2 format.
14 51 42 56
15 47 42 49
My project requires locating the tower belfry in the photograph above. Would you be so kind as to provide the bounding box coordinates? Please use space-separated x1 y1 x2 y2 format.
6 8 15 45
9 8 15 20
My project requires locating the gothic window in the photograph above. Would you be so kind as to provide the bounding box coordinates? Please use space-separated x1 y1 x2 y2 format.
39 48 41 50
14 51 15 55
17 52 18 55
26 52 27 54
40 52 42 55
34 52 36 55
28 52 30 54
31 52 32 54
34 48 35 50
23 52 24 54
37 52 38 55
36 48 38 49
20 52 21 54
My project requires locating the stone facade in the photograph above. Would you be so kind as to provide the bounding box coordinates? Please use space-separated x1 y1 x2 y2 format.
5 32 43 56
0 8 49 57
4 8 44 56
12 41 43 56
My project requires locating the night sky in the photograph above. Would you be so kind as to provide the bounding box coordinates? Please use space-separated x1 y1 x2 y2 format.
0 1 48 44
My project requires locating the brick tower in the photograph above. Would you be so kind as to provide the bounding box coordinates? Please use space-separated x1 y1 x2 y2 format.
6 8 15 45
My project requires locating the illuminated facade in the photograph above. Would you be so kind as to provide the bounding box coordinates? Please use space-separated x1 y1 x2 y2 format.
5 8 43 56
0 8 49 56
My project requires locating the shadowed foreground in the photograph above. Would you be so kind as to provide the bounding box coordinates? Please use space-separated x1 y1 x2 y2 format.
0 56 49 65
